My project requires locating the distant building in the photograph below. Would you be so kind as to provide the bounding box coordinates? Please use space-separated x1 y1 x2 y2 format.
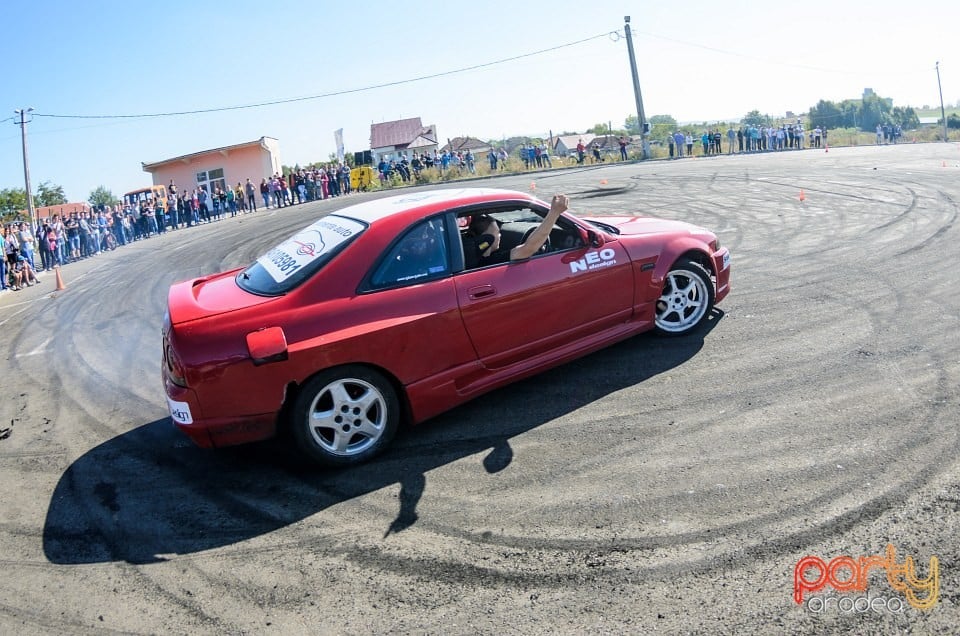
918 116 940 127
370 117 438 164
554 133 596 157
863 88 875 99
440 136 492 154
141 137 281 196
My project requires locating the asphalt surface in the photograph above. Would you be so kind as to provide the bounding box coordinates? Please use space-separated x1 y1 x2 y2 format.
1 143 958 634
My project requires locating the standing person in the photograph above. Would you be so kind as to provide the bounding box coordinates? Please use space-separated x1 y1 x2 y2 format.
244 180 256 212
727 127 736 154
262 178 272 209
65 213 81 261
167 192 179 229
18 222 37 270
319 169 329 199
487 148 498 171
618 136 628 161
226 186 236 217
667 133 675 159
540 143 552 167
234 183 245 212
576 139 585 164
685 133 694 157
674 131 684 158
197 187 210 223
37 222 53 271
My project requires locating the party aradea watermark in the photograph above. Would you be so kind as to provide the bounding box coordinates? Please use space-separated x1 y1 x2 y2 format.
794 544 939 614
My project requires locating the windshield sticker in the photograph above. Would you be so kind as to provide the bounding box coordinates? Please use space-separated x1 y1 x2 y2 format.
257 216 365 282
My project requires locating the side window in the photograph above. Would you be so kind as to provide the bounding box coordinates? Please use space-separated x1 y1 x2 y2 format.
370 218 449 288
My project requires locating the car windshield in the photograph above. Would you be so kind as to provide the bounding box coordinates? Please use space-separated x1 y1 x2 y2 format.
237 214 367 295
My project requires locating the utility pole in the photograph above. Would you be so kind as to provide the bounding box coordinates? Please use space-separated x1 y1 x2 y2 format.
14 108 36 229
623 16 650 159
936 62 948 143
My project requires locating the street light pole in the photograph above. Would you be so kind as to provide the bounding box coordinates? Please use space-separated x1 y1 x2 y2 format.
936 62 948 143
14 108 36 229
623 16 650 159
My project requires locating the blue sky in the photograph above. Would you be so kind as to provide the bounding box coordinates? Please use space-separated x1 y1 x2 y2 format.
1 0 956 202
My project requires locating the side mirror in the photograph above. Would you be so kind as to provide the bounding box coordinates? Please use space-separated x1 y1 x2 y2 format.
246 326 288 366
579 227 605 248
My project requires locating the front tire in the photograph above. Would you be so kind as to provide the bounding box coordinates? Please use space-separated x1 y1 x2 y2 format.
654 259 715 336
291 366 399 466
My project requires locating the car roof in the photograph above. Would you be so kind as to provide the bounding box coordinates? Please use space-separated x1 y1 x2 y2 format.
333 188 541 224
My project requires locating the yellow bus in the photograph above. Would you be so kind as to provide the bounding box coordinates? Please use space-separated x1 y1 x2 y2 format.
123 185 167 208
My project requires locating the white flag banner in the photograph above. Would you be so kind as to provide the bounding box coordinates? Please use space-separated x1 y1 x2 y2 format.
334 129 345 163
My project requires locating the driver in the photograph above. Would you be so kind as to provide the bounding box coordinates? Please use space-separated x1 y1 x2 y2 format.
468 194 568 266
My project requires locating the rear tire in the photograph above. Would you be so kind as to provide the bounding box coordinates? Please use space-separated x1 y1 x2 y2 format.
654 259 715 336
291 365 399 466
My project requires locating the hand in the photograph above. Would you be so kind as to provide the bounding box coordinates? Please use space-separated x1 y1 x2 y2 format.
550 194 569 216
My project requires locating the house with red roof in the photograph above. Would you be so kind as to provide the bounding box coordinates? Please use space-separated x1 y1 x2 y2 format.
369 117 438 165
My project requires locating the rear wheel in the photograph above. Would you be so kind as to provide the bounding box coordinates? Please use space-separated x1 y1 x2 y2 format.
291 366 399 466
654 259 714 336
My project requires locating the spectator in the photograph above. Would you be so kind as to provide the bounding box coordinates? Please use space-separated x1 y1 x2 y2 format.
540 144 553 168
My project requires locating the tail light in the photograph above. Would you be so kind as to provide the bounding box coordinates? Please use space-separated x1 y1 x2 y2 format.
164 339 188 388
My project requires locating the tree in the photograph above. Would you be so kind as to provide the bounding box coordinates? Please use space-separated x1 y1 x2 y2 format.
35 181 67 207
624 115 640 135
649 114 678 127
88 186 118 208
860 93 893 131
947 113 960 129
808 100 843 130
742 110 771 127
891 106 920 130
0 187 28 223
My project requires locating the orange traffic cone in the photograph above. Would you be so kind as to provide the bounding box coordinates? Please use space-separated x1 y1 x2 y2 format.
799 189 806 202
54 265 66 291
600 179 608 185
943 161 947 168
825 143 829 153
529 181 536 191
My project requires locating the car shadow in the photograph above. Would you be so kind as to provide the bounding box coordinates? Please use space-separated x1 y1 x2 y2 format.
43 311 723 564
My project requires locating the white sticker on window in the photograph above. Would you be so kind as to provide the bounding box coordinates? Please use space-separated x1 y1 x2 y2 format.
257 216 365 283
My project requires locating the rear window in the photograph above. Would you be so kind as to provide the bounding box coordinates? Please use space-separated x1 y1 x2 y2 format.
237 214 366 295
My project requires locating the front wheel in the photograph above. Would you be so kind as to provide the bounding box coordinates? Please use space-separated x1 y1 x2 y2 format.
291 366 399 466
654 259 715 336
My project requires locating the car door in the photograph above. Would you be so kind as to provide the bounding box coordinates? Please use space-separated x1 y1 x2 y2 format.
454 230 634 369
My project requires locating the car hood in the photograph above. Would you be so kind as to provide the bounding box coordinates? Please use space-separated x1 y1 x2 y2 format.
583 215 708 236
167 268 277 325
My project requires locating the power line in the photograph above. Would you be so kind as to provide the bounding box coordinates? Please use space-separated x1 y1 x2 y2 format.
33 32 616 121
633 30 930 76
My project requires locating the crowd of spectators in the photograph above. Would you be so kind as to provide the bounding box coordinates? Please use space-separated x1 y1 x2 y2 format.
0 164 358 295
665 122 829 158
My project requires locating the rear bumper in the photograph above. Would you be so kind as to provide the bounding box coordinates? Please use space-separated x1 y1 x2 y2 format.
163 374 277 448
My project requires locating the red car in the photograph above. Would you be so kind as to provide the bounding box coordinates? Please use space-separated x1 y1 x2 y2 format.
163 188 730 465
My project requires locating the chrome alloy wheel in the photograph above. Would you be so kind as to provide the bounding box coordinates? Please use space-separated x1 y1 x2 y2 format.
655 268 710 334
306 377 387 457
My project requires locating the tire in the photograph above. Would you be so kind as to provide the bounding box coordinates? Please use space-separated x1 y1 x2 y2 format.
291 365 399 466
654 258 715 336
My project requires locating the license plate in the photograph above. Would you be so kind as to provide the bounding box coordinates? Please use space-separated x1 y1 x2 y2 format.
722 251 731 270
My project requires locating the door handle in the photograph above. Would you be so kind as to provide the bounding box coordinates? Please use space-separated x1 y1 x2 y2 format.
467 284 496 300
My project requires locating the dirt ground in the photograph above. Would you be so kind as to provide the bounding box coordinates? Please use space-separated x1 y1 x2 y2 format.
1 143 958 634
